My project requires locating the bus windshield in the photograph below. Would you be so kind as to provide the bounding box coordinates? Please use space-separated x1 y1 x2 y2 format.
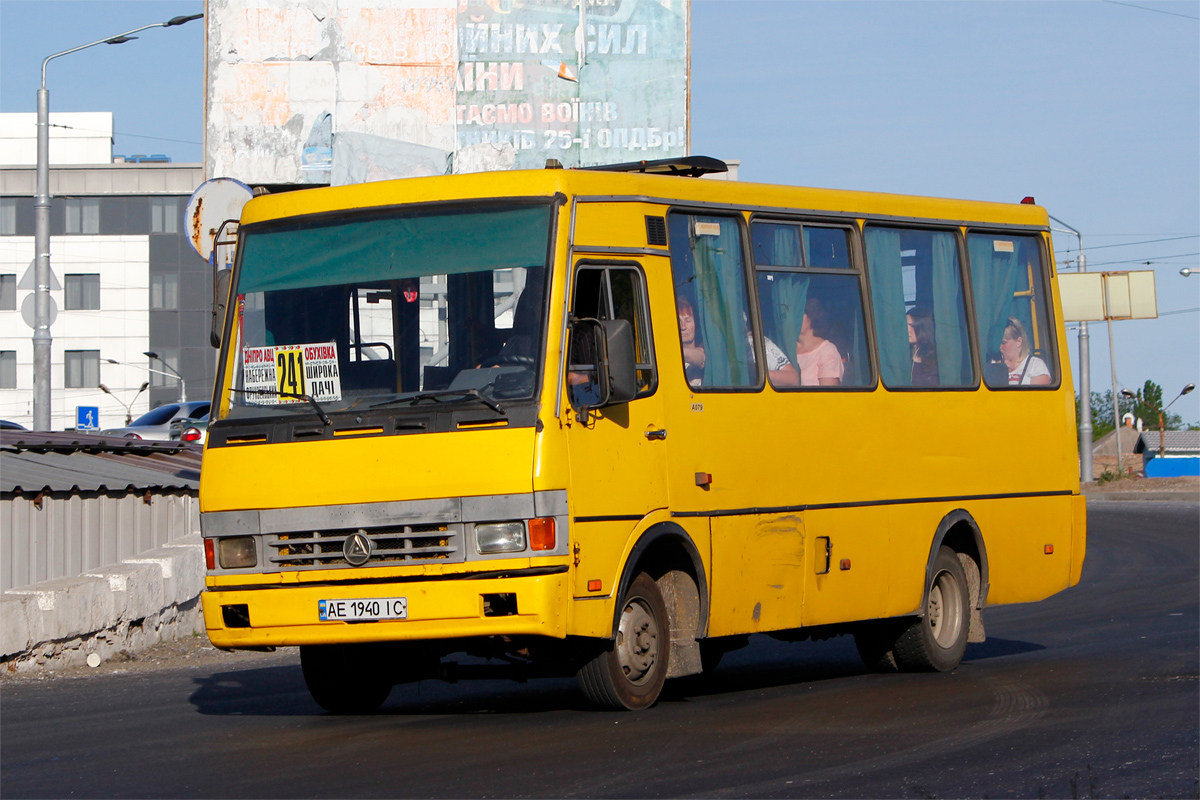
224 202 553 420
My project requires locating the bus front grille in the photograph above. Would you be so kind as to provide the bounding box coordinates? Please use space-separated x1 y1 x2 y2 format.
267 523 465 569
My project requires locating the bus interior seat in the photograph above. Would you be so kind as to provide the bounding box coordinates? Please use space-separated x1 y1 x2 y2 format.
342 358 397 393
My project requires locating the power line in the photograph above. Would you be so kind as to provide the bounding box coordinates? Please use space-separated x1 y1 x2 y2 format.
47 123 200 146
1054 234 1199 254
1159 308 1199 316
1101 0 1200 20
1084 252 1200 267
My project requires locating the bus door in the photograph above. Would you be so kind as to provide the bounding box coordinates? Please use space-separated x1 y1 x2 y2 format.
563 260 668 599
658 211 806 637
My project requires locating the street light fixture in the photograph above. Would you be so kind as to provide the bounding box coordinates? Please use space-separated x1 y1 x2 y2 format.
31 12 202 431
144 351 186 401
1182 268 1193 278
98 380 150 426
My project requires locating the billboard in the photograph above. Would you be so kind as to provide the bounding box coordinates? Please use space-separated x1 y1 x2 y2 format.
205 0 689 184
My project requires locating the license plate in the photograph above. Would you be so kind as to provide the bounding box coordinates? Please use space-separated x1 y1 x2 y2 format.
319 597 408 622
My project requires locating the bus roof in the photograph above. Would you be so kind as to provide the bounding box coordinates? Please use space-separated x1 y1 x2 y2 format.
239 166 1050 230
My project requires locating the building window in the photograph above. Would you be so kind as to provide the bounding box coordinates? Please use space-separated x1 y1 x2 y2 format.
64 350 100 388
1 199 16 236
0 274 15 310
151 197 180 234
64 274 101 310
150 274 179 309
149 350 180 388
0 351 16 388
64 198 100 234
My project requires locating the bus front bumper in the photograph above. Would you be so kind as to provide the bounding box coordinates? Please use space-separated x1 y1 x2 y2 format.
202 569 569 649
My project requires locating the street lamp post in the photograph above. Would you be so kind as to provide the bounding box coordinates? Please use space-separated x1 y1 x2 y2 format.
32 13 202 431
144 351 186 402
99 381 149 426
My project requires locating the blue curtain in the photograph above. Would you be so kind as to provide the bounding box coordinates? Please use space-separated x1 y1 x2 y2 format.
968 234 1027 363
930 232 970 385
692 216 756 386
865 228 909 387
759 272 808 366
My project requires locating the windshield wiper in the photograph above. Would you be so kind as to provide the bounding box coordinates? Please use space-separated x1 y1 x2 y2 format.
229 388 332 426
371 389 505 416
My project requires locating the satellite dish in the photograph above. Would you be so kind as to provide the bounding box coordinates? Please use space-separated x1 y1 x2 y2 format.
184 178 253 264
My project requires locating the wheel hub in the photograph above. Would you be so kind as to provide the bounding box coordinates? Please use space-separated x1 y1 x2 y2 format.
616 598 659 684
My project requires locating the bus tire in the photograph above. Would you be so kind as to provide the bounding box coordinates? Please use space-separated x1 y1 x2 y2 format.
577 572 671 710
300 644 392 714
893 546 970 672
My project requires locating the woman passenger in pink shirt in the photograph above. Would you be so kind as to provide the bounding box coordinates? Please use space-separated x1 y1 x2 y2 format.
794 298 844 386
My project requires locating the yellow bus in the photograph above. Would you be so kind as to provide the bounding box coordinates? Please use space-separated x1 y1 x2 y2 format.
199 157 1086 712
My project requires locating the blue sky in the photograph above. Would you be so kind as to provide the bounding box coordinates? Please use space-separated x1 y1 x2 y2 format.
2 0 1198 422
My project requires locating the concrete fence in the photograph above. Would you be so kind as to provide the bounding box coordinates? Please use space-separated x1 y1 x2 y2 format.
1 534 206 672
1 431 206 671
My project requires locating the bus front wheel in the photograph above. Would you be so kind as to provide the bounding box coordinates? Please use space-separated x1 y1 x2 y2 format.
577 572 671 710
300 643 393 714
893 546 970 672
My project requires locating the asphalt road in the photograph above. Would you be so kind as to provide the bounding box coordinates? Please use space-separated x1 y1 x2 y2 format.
2 502 1196 799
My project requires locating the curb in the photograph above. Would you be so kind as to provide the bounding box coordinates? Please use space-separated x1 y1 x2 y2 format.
1083 492 1200 502
1 535 205 673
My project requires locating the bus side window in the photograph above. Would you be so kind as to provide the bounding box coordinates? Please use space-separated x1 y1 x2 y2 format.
864 226 973 389
968 233 1057 388
752 221 870 389
667 213 758 389
569 265 657 403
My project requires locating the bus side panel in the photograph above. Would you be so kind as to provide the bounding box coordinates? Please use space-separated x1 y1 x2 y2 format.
975 495 1073 606
1070 494 1087 587
801 507 893 627
707 513 805 636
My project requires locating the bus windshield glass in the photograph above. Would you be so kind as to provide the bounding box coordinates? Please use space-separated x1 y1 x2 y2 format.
224 203 553 419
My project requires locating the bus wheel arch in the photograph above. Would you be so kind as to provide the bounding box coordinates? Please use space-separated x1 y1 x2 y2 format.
615 522 708 678
926 509 988 644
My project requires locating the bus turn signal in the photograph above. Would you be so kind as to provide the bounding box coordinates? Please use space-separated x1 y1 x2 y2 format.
529 517 556 551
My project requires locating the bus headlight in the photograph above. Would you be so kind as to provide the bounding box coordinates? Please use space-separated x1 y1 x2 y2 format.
218 536 257 569
476 522 525 554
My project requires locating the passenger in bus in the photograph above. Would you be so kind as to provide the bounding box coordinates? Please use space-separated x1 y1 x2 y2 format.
678 297 706 387
1000 317 1051 385
794 298 844 386
761 335 800 386
907 307 938 386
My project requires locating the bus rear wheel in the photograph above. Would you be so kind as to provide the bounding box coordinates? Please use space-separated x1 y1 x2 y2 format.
577 572 671 710
893 546 970 672
300 643 393 714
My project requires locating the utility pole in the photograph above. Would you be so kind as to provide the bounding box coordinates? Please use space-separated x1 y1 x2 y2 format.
32 13 202 430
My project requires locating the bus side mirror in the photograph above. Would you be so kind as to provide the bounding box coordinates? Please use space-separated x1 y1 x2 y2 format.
211 269 232 348
600 318 637 405
567 317 637 414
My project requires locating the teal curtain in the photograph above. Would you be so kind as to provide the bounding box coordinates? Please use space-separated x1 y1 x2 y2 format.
239 205 551 293
930 232 969 385
968 234 1027 361
760 272 808 364
865 228 909 387
692 216 755 386
774 226 802 267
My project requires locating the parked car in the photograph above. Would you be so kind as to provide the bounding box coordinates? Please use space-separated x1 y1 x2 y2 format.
170 412 210 445
0 420 27 430
101 401 210 441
